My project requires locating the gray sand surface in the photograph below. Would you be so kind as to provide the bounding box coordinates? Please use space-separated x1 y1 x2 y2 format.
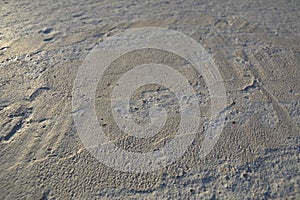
0 0 299 199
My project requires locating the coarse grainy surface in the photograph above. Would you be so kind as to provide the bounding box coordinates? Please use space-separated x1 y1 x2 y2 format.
0 0 299 199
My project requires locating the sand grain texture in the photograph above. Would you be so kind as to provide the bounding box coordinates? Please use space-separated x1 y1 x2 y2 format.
0 0 299 199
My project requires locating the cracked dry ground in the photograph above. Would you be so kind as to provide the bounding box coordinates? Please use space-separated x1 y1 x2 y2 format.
0 0 299 199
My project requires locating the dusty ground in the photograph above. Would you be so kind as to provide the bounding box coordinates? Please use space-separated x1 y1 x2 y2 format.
0 0 299 199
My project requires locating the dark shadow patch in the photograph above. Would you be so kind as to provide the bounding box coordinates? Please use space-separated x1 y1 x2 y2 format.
43 37 55 42
1 121 22 141
28 87 50 101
